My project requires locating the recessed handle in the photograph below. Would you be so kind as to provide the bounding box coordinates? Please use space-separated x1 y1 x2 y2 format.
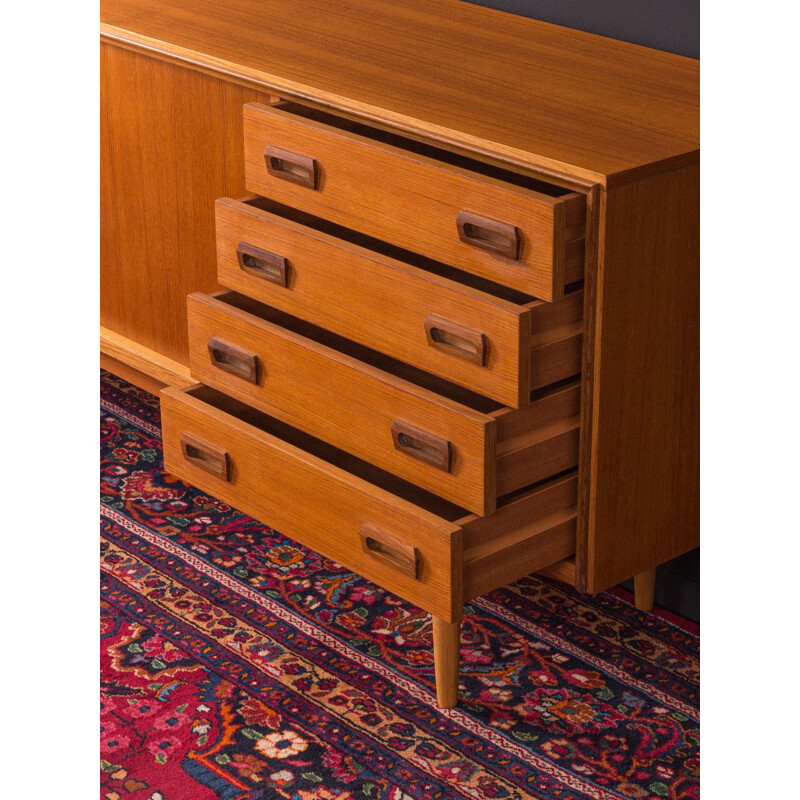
424 315 487 366
391 420 454 472
457 210 520 260
359 523 420 579
265 146 318 189
207 337 260 384
236 241 289 287
180 433 231 481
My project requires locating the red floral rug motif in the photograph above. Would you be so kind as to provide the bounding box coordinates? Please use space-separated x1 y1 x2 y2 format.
100 370 699 799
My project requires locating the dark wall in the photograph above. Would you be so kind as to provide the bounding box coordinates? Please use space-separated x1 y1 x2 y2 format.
463 0 699 58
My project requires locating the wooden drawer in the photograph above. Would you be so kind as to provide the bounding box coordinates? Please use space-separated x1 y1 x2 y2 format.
215 196 583 408
186 291 580 516
161 384 578 622
243 102 586 301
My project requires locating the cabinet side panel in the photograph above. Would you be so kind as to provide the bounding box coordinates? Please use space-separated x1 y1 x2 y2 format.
100 43 275 365
584 164 699 593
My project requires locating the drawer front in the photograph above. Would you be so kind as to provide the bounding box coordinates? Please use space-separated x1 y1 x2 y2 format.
243 102 586 301
161 386 464 621
187 292 497 514
215 196 532 408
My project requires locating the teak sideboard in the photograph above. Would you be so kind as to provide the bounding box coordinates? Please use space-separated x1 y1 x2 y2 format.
100 0 699 707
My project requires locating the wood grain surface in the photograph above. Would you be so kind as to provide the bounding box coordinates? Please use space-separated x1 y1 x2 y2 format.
186 292 579 514
100 1 700 604
100 353 171 397
634 568 657 612
186 292 497 515
581 164 699 593
100 326 194 388
528 291 584 390
100 42 275 365
100 0 699 185
432 617 462 708
162 386 581 622
161 385 465 621
495 384 580 495
536 556 577 586
243 102 582 300
214 196 533 407
461 473 578 600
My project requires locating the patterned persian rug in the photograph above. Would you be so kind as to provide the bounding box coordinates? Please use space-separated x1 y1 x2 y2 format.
100 370 699 800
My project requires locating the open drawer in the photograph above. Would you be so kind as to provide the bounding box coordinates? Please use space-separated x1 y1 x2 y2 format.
215 195 583 408
243 101 586 301
161 384 578 623
186 291 580 515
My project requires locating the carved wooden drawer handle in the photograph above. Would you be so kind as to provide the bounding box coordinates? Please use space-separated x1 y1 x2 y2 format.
391 420 454 472
207 337 260 384
359 523 420 579
424 314 487 366
457 210 520 260
236 241 289 287
265 146 318 189
180 433 231 481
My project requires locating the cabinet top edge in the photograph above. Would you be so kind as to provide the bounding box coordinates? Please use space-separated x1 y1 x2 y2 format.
100 0 699 186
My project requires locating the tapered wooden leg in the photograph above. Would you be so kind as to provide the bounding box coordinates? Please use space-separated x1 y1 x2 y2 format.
634 567 657 611
432 616 461 708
